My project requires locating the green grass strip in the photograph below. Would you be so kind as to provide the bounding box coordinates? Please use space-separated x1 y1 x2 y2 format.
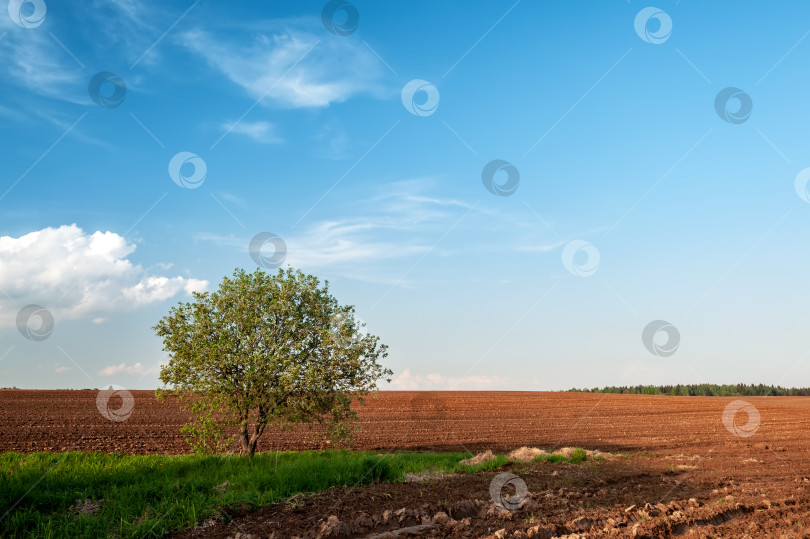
0 450 503 538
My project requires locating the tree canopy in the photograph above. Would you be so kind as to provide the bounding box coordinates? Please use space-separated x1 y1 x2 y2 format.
154 267 391 456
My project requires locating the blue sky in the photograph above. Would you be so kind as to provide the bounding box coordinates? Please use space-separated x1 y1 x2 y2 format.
2 0 810 390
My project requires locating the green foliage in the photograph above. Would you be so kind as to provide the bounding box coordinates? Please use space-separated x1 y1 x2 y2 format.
568 384 810 396
154 267 392 456
569 448 587 463
0 450 510 538
180 397 234 454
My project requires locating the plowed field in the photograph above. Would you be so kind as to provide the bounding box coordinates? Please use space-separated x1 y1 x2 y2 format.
3 390 810 537
1 390 808 455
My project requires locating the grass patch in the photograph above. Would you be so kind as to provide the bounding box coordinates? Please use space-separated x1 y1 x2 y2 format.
0 450 501 538
535 447 588 464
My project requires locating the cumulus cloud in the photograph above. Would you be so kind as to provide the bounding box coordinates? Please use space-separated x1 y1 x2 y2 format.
0 224 207 326
97 362 158 376
180 27 385 108
386 368 510 391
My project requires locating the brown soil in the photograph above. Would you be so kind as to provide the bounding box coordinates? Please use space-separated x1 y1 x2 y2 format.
168 450 810 538
2 390 810 537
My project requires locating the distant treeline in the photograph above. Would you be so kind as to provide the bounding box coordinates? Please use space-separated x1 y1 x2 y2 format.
568 384 810 396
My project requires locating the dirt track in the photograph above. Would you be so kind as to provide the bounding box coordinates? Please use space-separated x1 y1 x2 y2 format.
3 390 810 537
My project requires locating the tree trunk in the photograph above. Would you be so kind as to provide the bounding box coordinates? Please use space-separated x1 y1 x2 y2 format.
239 427 262 457
240 411 267 457
239 427 251 456
249 436 259 457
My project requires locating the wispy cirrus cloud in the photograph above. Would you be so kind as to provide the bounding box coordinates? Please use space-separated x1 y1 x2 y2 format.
313 122 352 159
194 180 468 280
221 120 282 144
0 16 85 104
0 0 161 103
195 218 430 276
193 178 585 285
179 26 386 108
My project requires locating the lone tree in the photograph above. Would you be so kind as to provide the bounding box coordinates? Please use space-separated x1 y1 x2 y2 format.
154 267 391 456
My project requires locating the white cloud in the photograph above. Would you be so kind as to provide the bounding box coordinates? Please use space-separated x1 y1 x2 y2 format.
97 362 158 376
386 368 510 390
221 120 282 144
180 27 385 108
0 224 207 326
53 366 73 374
